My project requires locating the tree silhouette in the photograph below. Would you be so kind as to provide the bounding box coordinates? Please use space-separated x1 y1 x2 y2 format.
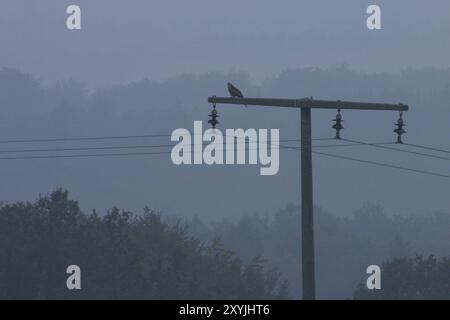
0 189 287 299
354 255 450 299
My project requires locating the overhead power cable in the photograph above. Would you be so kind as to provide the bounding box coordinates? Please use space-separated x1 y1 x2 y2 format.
0 134 172 144
0 131 448 179
403 142 450 155
0 132 333 145
0 151 172 161
342 138 450 161
312 151 450 179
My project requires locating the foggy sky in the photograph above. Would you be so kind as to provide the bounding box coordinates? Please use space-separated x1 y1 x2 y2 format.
0 1 449 220
0 0 449 87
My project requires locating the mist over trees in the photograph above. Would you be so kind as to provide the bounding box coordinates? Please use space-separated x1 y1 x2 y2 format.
179 203 450 299
0 67 449 299
0 66 449 218
1 189 450 299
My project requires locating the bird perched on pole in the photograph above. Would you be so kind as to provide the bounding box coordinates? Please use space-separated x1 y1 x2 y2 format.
227 82 247 107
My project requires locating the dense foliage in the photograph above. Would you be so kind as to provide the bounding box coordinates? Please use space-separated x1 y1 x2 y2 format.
354 255 450 299
182 203 450 299
0 189 287 299
1 189 450 299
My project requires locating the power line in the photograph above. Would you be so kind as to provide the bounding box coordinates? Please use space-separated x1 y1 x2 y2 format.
312 150 450 179
0 148 294 160
224 135 332 150
311 142 395 149
0 139 305 154
342 138 450 161
0 147 299 160
0 144 175 154
0 133 172 144
0 151 172 161
0 131 332 145
312 138 336 141
0 137 415 155
403 142 450 155
2 142 449 180
0 130 448 179
0 143 350 156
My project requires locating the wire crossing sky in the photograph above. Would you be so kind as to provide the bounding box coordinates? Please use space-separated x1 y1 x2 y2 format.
0 131 448 179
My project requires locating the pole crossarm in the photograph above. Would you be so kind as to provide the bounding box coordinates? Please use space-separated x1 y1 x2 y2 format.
208 96 408 111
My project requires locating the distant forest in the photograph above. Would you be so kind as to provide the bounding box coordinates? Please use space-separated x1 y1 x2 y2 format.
1 189 450 299
181 203 450 299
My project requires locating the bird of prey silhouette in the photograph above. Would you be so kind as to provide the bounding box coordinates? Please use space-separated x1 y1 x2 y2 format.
227 82 247 107
227 82 244 98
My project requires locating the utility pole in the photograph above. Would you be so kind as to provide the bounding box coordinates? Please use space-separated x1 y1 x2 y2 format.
300 107 315 300
207 96 408 300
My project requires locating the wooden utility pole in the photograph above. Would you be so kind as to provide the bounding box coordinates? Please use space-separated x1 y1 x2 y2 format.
207 96 408 300
300 107 315 299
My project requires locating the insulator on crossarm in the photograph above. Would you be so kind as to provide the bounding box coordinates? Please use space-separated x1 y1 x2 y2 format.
332 109 344 139
208 103 219 129
394 111 406 144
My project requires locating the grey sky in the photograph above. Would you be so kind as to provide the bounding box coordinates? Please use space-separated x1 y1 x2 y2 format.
0 1 449 219
0 0 449 87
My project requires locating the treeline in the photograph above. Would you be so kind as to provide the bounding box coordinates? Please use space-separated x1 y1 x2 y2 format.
179 203 450 299
1 189 450 299
0 189 287 299
354 255 450 299
1 66 449 140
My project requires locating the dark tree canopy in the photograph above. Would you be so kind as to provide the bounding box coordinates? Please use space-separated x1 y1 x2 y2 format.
354 255 450 300
0 189 287 299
